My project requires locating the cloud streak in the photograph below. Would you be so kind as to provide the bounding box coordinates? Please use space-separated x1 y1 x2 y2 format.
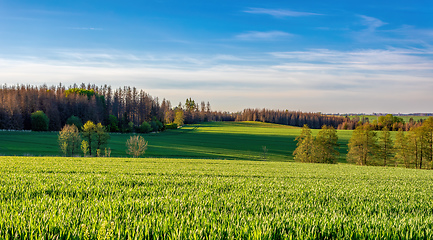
235 31 292 41
244 8 321 17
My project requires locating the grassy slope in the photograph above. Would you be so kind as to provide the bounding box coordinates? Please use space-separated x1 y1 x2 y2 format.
1 156 433 239
0 121 352 161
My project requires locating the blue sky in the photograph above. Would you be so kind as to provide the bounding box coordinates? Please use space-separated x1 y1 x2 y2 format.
1 0 433 113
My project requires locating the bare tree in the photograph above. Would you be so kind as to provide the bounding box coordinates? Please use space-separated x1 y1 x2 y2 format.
126 135 148 158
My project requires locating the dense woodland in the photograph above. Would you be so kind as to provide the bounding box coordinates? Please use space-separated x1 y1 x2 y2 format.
0 83 427 132
235 109 346 129
0 83 233 131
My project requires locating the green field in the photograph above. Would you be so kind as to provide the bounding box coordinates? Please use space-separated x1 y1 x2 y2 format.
1 156 433 239
0 121 353 162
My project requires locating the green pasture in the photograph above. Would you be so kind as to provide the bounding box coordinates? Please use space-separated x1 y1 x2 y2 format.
0 121 352 162
1 156 433 239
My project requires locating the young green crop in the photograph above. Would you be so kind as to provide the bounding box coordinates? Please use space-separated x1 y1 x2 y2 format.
1 156 433 239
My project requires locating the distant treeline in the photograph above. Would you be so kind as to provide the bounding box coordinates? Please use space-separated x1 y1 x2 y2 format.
337 114 424 131
234 109 345 129
0 83 234 131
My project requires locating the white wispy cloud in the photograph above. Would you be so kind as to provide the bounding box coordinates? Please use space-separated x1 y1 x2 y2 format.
235 31 292 41
359 15 387 31
244 8 321 17
70 27 103 31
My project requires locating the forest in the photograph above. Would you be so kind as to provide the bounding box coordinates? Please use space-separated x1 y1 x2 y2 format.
0 83 233 131
0 83 426 132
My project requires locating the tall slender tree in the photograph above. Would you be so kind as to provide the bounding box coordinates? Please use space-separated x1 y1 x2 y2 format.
314 125 339 164
378 127 393 166
347 123 378 165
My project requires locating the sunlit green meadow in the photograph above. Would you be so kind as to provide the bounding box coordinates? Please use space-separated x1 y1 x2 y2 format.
1 156 433 239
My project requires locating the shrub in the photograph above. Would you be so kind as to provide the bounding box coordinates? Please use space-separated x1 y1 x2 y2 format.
165 123 178 129
139 121 152 133
31 111 49 131
66 115 83 130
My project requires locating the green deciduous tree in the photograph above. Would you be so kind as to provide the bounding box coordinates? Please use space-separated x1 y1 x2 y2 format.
378 127 393 166
94 123 110 152
293 125 315 163
81 140 89 156
314 125 339 164
82 121 97 156
82 121 110 156
174 110 184 127
394 129 411 168
58 124 81 156
126 135 148 158
347 124 378 166
66 115 83 130
31 111 49 131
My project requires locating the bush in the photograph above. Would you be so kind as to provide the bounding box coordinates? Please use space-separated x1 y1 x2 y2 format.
165 123 178 129
107 115 119 132
139 121 152 133
66 115 83 130
31 111 49 131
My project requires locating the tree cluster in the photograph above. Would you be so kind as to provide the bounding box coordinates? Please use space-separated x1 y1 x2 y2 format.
337 114 423 131
293 125 339 164
58 121 110 157
347 117 433 169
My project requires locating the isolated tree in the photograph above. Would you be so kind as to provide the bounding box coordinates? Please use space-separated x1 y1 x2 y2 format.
347 123 378 165
94 123 110 151
394 129 411 168
81 140 89 156
126 135 148 158
58 124 81 156
378 127 393 166
31 110 49 131
314 125 339 164
82 121 97 156
293 124 315 163
174 109 184 127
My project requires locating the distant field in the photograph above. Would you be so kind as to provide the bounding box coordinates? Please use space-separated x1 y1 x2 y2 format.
0 121 352 162
1 156 433 239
